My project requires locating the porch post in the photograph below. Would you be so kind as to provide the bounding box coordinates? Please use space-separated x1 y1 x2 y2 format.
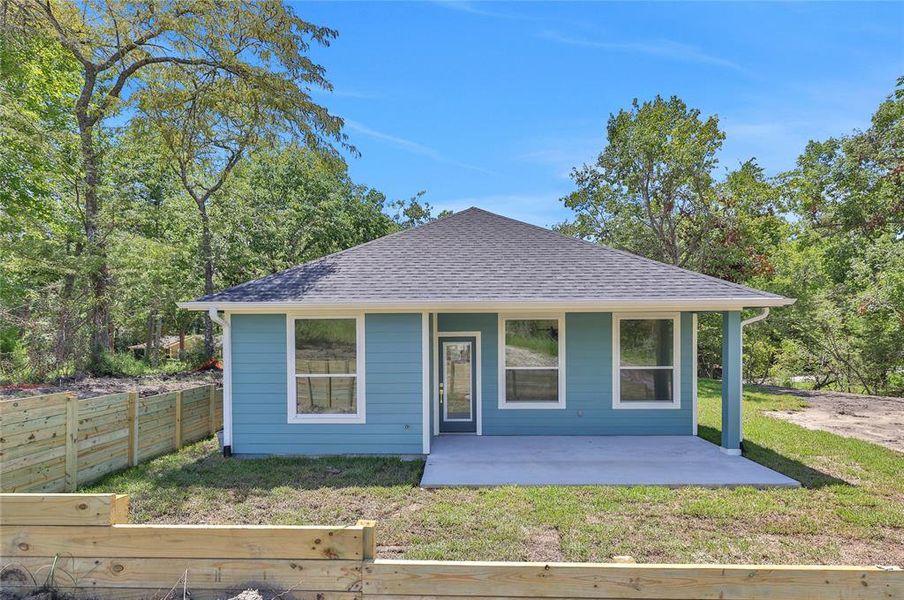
721 311 742 455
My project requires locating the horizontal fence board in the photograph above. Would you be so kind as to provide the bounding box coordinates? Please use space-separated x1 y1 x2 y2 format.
1 443 66 472
0 421 66 450
78 393 129 414
0 586 361 600
0 393 68 414
1 386 221 492
362 560 904 600
3 556 361 592
0 493 128 525
0 434 65 461
0 412 67 438
2 524 365 560
0 402 69 427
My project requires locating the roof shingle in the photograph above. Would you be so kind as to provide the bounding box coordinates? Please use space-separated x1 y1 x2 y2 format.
189 207 789 307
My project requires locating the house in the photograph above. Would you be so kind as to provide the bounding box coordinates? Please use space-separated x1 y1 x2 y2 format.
128 335 203 360
179 208 796 485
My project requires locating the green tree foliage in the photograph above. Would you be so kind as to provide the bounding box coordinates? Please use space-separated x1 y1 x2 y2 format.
562 83 904 396
10 0 349 369
0 1 423 382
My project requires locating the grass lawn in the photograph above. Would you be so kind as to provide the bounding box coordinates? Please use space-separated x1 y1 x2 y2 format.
84 379 904 565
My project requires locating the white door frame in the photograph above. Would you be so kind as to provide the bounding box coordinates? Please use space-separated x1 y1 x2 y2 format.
433 330 482 436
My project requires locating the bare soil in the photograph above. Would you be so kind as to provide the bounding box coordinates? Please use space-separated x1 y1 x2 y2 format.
763 386 904 453
0 370 222 400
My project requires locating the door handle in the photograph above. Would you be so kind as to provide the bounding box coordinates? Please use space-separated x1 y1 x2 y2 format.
439 382 444 404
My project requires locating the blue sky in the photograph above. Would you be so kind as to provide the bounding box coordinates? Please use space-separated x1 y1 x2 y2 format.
299 1 903 227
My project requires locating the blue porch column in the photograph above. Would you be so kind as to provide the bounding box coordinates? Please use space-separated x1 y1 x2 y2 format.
721 311 743 455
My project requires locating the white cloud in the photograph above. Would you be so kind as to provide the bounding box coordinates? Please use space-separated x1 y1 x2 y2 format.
344 120 493 175
539 30 743 71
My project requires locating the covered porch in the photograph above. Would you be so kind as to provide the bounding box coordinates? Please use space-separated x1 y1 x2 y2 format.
420 435 799 488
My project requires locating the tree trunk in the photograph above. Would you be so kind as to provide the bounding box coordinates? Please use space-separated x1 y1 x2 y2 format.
77 112 112 373
200 205 215 359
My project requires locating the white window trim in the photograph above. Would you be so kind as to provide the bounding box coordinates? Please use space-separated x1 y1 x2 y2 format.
286 314 366 424
498 314 566 410
612 312 681 410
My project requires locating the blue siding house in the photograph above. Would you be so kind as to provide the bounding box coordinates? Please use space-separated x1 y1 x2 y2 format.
180 208 793 461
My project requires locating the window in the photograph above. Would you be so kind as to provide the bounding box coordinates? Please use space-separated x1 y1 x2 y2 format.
287 315 365 423
613 314 680 409
499 316 565 409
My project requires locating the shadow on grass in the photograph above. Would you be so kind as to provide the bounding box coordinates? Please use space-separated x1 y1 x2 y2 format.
99 446 427 492
698 424 851 489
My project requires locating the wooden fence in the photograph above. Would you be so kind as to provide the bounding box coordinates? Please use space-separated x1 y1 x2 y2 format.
0 493 901 600
0 385 223 493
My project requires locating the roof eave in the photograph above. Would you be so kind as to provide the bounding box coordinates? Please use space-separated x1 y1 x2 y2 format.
178 296 795 313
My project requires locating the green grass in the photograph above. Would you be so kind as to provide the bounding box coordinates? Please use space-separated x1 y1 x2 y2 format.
84 379 904 565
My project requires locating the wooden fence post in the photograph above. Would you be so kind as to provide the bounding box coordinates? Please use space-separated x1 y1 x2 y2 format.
208 384 217 435
64 393 78 492
127 391 138 466
174 391 183 450
357 519 376 560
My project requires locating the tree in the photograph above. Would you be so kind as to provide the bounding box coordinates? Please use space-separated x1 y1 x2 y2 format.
390 192 452 228
560 96 724 270
133 4 346 356
13 0 345 368
212 146 397 287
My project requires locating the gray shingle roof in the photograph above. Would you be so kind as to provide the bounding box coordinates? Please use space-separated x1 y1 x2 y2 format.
188 207 790 307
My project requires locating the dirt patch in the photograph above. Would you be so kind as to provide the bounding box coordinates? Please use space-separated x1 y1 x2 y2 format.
763 386 904 453
525 527 563 562
0 370 222 400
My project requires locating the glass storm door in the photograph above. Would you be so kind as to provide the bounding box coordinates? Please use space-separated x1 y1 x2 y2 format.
439 337 477 433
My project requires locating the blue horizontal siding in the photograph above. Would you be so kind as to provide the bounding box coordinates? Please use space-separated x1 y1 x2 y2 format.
437 312 694 436
230 313 423 456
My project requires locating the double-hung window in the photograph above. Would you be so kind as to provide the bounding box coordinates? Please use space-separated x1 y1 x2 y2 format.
613 313 680 409
499 316 565 409
288 315 365 423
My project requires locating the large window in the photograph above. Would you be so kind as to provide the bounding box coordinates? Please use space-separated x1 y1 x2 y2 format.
613 314 680 409
287 315 365 423
499 316 565 409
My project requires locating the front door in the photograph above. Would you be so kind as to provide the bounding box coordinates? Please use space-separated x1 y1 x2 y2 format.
439 336 477 433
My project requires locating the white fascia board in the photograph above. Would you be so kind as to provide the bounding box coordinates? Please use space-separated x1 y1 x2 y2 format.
177 297 795 313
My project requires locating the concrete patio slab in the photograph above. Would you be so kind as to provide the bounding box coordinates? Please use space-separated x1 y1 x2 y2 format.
420 435 800 488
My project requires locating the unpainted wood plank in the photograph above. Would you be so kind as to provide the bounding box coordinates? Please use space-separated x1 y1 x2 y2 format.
139 391 178 408
64 393 78 492
3 556 361 592
362 560 904 600
1 443 66 472
0 412 67 439
357 520 377 560
0 393 68 414
77 393 129 414
208 384 216 436
76 426 129 453
0 402 68 427
2 461 66 493
76 452 129 485
0 585 360 600
3 523 365 560
0 494 129 525
127 391 138 467
174 391 183 448
0 420 66 450
76 406 129 432
0 433 66 461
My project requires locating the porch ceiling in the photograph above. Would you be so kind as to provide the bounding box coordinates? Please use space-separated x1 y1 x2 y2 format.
420 436 799 488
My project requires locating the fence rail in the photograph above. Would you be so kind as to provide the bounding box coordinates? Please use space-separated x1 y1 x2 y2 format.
0 493 900 600
0 385 222 492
